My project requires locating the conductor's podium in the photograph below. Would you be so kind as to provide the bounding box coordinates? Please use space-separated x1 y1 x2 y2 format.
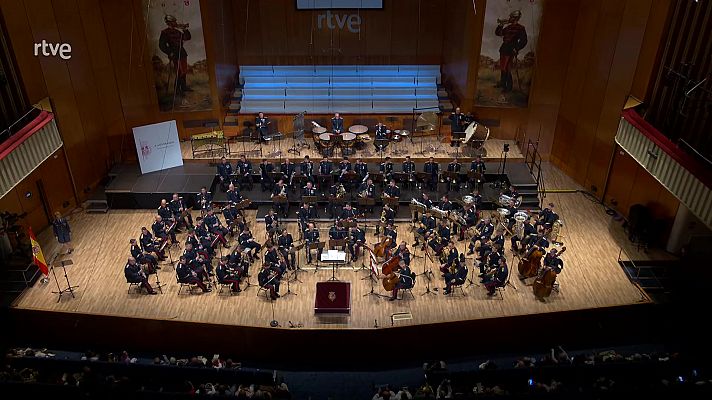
314 281 351 314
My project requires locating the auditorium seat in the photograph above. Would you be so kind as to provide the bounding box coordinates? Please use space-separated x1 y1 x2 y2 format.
239 65 441 114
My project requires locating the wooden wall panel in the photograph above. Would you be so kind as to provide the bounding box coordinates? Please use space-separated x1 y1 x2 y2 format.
629 0 671 102
39 148 77 215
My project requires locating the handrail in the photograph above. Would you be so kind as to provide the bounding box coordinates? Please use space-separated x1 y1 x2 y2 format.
524 139 546 205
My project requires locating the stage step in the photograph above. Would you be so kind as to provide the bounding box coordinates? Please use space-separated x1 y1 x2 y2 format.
85 199 109 213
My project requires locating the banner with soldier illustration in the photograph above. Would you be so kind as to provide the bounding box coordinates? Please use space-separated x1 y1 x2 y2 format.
475 0 542 108
143 0 212 112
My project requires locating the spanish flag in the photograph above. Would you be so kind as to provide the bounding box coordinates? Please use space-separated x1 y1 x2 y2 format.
29 227 49 276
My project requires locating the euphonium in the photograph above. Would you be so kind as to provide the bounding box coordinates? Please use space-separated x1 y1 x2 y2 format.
380 209 387 224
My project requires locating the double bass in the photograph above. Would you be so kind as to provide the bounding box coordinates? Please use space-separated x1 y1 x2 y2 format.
532 247 566 300
373 235 392 258
517 236 546 278
381 255 402 291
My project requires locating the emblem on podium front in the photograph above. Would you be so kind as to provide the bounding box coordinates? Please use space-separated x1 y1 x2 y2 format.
328 291 336 302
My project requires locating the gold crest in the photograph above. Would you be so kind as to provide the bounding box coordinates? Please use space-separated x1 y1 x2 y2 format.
328 291 336 302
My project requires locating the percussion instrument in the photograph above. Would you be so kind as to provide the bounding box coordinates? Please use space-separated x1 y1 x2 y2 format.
313 126 327 134
341 133 357 155
462 195 475 205
392 133 402 142
394 129 410 137
357 134 371 142
318 133 332 141
341 132 356 142
463 121 490 153
348 125 368 134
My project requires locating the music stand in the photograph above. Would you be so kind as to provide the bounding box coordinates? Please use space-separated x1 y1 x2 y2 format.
317 174 333 192
383 197 399 209
290 242 305 282
308 241 325 270
419 248 437 296
321 249 346 281
442 171 459 192
415 172 429 191
302 195 318 209
327 196 345 219
358 197 376 216
50 259 78 303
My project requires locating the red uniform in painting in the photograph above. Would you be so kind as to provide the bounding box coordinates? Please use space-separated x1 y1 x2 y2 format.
495 10 528 93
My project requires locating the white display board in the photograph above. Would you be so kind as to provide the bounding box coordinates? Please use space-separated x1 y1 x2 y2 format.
132 120 183 174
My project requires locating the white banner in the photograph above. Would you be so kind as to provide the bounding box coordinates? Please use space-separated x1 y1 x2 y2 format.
132 120 183 174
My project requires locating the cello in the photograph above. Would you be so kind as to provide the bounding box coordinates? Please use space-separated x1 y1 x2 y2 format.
532 247 566 300
517 236 546 278
381 254 401 291
373 235 392 258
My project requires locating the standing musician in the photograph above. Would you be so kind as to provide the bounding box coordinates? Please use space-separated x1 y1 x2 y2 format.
216 156 233 189
543 248 564 274
280 157 296 184
157 199 179 233
376 203 396 235
483 257 508 296
468 217 494 255
176 256 211 292
140 227 165 261
354 157 368 181
339 203 358 223
537 202 559 229
195 186 212 213
382 223 398 256
392 242 411 266
216 257 242 293
375 122 388 140
449 107 466 135
297 203 316 233
348 224 366 261
130 238 158 274
319 156 333 176
264 209 280 241
331 112 344 134
383 179 401 199
259 159 274 192
272 179 289 218
302 181 318 198
258 263 281 300
255 112 269 142
414 211 436 247
204 209 230 245
300 155 314 183
446 158 461 190
152 215 177 245
338 156 352 183
124 257 157 294
236 155 253 191
511 216 537 253
170 193 193 229
470 156 486 187
443 254 468 295
402 155 416 189
304 223 322 264
424 157 439 191
438 240 459 274
380 156 394 183
388 259 414 301
226 183 243 206
238 226 262 262
277 228 296 270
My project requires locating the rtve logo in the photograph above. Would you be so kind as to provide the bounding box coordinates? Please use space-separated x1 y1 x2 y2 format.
317 10 362 33
33 40 72 60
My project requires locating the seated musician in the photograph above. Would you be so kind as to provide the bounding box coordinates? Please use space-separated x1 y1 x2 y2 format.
258 263 281 300
501 184 520 204
471 190 483 208
384 179 400 199
176 256 210 293
375 203 396 235
470 156 486 176
459 203 478 241
304 223 322 264
280 157 296 184
216 156 234 189
221 204 241 236
438 241 459 274
522 225 550 252
328 182 344 219
300 155 314 183
413 192 434 222
392 242 411 266
476 239 494 274
170 193 193 229
186 228 213 259
375 122 388 140
383 222 398 256
193 252 213 277
226 183 243 206
339 203 357 223
130 238 158 274
429 221 451 254
357 179 376 213
124 257 157 294
424 157 439 191
504 200 519 231
443 254 468 295
277 228 296 269
348 224 366 261
402 155 416 188
228 247 249 277
256 112 269 142
272 179 289 218
491 228 505 250
338 156 352 175
297 203 316 234
468 217 494 255
439 195 454 211
238 226 261 261
216 257 242 293
259 159 274 192
380 156 394 182
329 220 348 241
414 212 436 247
152 215 177 245
482 242 504 277
302 181 318 197
195 217 221 252
140 227 165 261
354 157 368 181
511 216 537 253
264 242 281 269
268 243 289 277
236 155 253 191
543 248 564 274
157 199 179 233
389 259 415 301
182 242 198 264
483 257 508 296
537 202 558 229
195 186 213 213
447 158 461 174
204 209 229 246
319 156 333 176
264 208 279 241
331 112 344 134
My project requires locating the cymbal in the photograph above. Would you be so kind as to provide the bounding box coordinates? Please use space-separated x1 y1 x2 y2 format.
416 112 438 131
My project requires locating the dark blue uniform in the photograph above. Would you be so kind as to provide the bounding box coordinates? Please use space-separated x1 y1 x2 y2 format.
196 191 212 211
355 161 369 180
125 261 154 293
319 160 333 175
217 161 233 185
304 229 321 263
236 160 253 190
331 116 344 133
444 262 468 293
260 161 274 191
348 227 366 260
424 161 439 191
52 217 71 244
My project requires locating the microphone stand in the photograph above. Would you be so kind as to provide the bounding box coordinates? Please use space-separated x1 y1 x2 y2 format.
420 249 437 296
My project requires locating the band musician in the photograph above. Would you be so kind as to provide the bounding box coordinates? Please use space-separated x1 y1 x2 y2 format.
280 158 296 185
130 238 158 274
297 203 316 234
157 199 179 233
124 257 157 294
238 226 262 262
380 156 394 183
331 112 344 134
354 157 368 181
272 179 289 218
255 112 269 142
226 183 243 206
375 122 388 140
424 157 439 191
348 224 366 261
376 203 395 235
140 227 165 261
414 211 436 247
402 156 416 189
388 259 415 301
511 216 536 253
217 156 233 189
483 257 508 296
304 223 322 264
196 187 212 213
438 241 459 274
259 159 274 192
392 242 411 266
152 215 177 245
300 155 315 183
470 156 486 187
264 209 280 241
176 255 210 293
258 263 281 300
339 203 358 224
169 193 193 229
468 217 494 255
382 223 398 257
443 254 467 295
216 257 242 293
277 228 296 270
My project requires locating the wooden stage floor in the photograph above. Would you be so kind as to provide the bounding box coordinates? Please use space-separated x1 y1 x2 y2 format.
14 163 656 330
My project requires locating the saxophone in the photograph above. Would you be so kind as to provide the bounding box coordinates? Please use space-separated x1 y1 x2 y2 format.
380 208 387 224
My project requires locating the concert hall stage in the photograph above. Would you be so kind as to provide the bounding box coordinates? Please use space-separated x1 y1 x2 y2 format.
104 160 540 212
